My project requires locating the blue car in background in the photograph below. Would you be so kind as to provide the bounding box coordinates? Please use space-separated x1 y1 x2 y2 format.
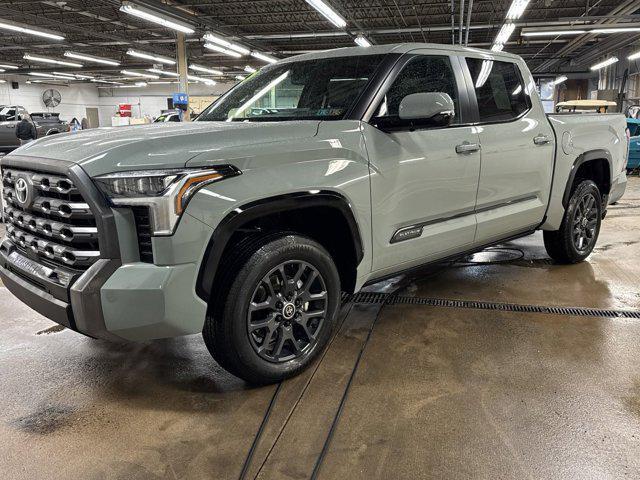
627 118 640 172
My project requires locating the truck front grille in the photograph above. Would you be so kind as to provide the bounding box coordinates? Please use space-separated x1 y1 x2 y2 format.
2 168 100 270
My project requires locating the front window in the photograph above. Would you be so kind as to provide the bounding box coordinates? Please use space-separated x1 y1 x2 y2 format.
0 106 17 122
197 55 385 122
373 55 461 126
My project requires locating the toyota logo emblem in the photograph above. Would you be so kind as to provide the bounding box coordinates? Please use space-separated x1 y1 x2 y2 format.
282 303 296 319
15 178 29 206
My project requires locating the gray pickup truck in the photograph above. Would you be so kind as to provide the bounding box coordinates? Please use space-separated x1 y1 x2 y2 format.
0 44 627 384
0 106 69 152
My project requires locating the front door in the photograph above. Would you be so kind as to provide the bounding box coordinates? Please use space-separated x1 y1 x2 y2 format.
364 52 481 276
463 56 555 244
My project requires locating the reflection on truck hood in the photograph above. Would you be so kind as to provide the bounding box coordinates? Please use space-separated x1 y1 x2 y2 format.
11 121 320 176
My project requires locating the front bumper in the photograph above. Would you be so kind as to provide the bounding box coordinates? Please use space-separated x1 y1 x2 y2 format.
0 243 122 340
0 155 211 342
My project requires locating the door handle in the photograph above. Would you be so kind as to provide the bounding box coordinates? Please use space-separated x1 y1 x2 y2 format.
533 135 550 145
455 142 481 154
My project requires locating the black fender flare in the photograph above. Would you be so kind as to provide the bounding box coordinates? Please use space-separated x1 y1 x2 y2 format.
562 149 612 208
195 191 364 302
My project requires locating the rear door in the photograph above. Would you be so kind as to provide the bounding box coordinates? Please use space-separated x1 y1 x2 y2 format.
462 56 555 244
363 50 481 275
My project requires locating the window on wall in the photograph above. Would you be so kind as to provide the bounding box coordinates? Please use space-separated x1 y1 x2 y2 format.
374 55 460 125
466 58 530 122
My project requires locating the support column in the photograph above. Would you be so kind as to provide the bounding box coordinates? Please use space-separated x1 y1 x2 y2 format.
177 32 190 122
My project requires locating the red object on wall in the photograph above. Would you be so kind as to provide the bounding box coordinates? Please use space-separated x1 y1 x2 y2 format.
119 104 132 117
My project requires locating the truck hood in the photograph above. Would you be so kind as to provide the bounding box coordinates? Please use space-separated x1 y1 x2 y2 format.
11 121 320 176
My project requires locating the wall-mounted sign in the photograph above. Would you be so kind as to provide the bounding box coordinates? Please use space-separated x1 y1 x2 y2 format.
118 103 132 117
173 93 189 105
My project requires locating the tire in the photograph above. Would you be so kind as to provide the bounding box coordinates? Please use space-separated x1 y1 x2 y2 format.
203 234 341 385
543 179 602 264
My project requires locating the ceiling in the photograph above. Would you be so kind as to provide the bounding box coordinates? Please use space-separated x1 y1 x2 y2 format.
0 0 639 83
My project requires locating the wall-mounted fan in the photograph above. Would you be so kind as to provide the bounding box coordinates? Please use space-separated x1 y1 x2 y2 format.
43 89 62 107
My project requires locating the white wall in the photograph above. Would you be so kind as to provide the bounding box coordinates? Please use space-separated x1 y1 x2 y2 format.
0 76 235 127
97 81 234 126
0 75 100 122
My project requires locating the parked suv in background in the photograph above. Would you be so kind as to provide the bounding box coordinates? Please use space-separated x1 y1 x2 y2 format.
0 44 627 384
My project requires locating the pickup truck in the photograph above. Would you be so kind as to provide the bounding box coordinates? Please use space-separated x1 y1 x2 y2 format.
0 44 627 384
30 112 71 137
0 106 69 152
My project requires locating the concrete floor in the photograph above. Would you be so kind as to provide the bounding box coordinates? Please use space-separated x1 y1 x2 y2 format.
1 177 639 480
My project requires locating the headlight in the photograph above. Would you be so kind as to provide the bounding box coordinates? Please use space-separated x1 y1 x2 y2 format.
94 166 241 235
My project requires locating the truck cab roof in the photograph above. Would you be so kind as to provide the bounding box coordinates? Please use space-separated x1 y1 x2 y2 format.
280 43 523 64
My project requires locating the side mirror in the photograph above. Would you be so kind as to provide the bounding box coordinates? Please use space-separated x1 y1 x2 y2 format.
398 92 455 127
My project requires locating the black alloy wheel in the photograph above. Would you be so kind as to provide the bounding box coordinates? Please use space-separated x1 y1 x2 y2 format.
247 260 328 363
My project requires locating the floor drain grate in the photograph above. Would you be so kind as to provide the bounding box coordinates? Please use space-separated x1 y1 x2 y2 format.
345 293 640 320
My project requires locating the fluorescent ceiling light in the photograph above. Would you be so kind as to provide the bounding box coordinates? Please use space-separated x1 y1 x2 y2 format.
121 70 160 79
305 0 347 28
0 19 64 40
24 54 82 67
592 27 640 34
203 32 250 55
126 49 175 65
28 72 76 80
147 68 179 77
629 50 640 61
591 57 618 71
203 43 242 58
119 2 194 34
53 71 95 80
188 75 216 85
0 80 6 84
244 65 257 73
251 52 278 64
91 79 124 85
64 51 120 66
0 64 19 70
551 75 568 85
354 35 371 47
235 75 246 81
106 82 148 88
491 44 504 52
495 23 516 45
505 0 530 20
190 64 224 75
522 30 586 37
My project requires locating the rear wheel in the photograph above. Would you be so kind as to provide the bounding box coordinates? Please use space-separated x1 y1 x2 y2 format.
543 179 602 264
203 234 340 384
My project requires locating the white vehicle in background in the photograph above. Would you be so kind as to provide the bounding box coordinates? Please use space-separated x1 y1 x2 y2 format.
153 110 181 123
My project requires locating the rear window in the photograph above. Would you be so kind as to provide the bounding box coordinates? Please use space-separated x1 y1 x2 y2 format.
465 58 530 122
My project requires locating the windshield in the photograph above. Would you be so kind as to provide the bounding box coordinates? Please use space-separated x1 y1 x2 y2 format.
197 54 385 122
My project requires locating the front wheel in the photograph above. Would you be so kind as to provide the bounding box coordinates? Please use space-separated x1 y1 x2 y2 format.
543 179 602 264
203 234 341 385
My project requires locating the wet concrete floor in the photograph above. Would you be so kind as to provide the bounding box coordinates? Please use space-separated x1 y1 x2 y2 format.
0 177 639 479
